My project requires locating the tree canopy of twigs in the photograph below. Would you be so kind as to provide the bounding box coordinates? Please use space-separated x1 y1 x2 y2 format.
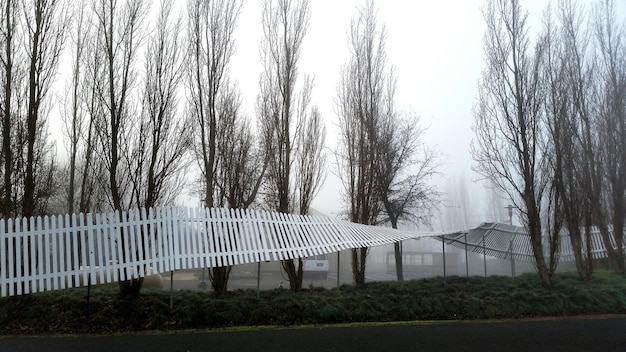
257 0 326 292
473 0 555 287
336 0 440 286
473 0 626 284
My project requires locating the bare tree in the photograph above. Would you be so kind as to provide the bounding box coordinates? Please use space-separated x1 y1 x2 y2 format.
91 0 148 212
133 0 190 210
89 0 148 296
215 83 265 210
21 0 68 218
197 82 266 294
61 0 91 215
0 0 66 219
0 0 18 218
187 0 242 209
79 20 107 214
295 104 326 216
335 1 439 284
472 0 554 286
335 0 387 287
186 0 243 295
377 112 441 281
592 0 626 275
541 1 593 281
258 0 321 292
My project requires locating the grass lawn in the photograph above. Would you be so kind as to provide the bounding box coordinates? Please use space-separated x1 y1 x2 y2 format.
0 271 624 335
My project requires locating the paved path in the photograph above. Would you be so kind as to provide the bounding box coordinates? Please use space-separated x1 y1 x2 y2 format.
1 315 625 352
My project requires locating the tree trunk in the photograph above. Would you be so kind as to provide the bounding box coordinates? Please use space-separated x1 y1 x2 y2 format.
351 247 367 287
597 222 623 274
209 266 232 295
23 7 42 219
393 242 403 282
2 0 14 218
568 224 592 281
530 233 551 287
593 207 623 275
281 258 303 291
526 196 552 287
610 197 625 275
118 277 144 297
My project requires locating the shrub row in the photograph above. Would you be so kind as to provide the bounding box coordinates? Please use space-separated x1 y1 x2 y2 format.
0 272 624 335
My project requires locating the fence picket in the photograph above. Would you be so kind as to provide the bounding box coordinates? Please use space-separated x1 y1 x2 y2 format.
147 208 159 274
176 208 187 269
170 207 181 271
222 208 236 266
225 208 236 266
71 214 80 287
88 214 98 286
275 212 293 260
185 208 199 268
236 209 252 263
162 207 173 273
244 209 261 262
78 213 89 286
126 210 138 278
207 208 218 267
260 211 278 261
153 208 164 273
27 216 36 294
36 216 44 293
8 219 14 296
59 215 69 289
199 207 212 268
44 217 55 291
1 219 6 296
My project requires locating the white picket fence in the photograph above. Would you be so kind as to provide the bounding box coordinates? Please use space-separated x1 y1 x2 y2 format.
0 207 430 297
4 206 618 297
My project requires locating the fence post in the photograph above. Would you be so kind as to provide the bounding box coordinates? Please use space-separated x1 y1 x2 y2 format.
483 234 487 277
256 262 261 300
464 232 469 277
510 239 516 277
86 273 91 320
169 270 174 309
336 251 340 289
441 236 446 286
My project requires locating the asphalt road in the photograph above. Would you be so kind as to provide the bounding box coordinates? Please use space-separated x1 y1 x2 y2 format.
2 315 625 352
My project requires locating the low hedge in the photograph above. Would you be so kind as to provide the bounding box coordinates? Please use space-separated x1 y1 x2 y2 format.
0 272 624 335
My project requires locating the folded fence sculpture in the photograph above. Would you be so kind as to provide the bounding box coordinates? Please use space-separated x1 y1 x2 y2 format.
1 207 617 297
0 207 433 297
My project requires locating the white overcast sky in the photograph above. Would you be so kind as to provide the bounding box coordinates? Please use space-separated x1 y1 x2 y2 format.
49 0 624 222
204 0 624 220
228 0 492 218
243 0 622 221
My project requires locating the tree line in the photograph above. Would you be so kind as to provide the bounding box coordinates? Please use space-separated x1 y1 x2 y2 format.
0 0 439 296
473 0 626 286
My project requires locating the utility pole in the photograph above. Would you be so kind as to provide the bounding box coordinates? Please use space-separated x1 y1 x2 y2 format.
505 204 516 277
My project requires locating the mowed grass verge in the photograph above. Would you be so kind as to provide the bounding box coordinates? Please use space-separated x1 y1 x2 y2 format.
0 271 624 335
